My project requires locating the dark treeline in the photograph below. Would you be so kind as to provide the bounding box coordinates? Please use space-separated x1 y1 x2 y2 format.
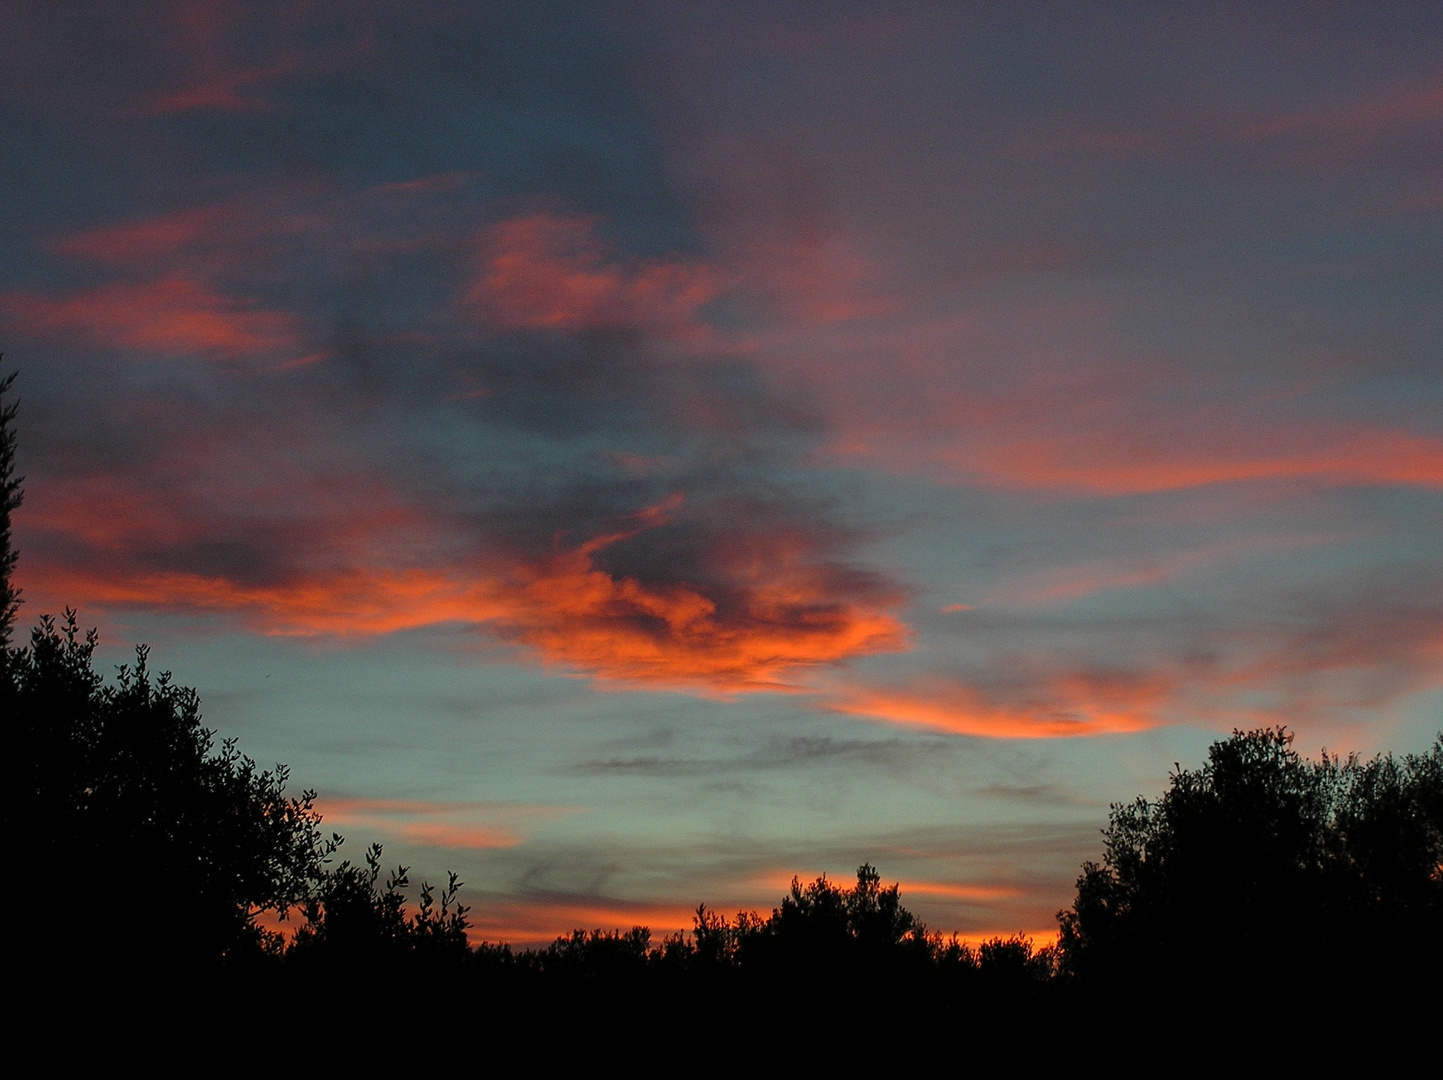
5 370 1441 1048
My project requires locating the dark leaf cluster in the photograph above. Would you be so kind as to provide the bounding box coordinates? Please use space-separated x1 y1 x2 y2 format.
1057 726 1443 998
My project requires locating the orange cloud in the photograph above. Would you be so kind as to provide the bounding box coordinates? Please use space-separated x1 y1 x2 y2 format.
0 273 300 358
22 562 510 639
897 880 1023 903
23 491 908 692
944 928 1060 951
832 673 1167 739
819 330 1443 495
470 213 726 335
513 553 906 691
312 797 575 852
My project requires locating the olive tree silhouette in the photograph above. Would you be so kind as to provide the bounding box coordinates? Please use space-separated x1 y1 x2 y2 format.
2 370 335 977
288 842 470 971
11 612 336 975
1057 726 1443 997
3 368 475 989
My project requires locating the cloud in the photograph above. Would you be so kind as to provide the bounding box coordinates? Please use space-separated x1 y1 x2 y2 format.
575 734 941 778
14 183 908 694
22 480 908 692
132 2 374 116
313 797 573 852
827 574 1443 744
951 425 1443 494
831 673 1167 739
50 206 234 264
798 303 1443 495
980 533 1347 609
469 213 726 336
0 274 302 359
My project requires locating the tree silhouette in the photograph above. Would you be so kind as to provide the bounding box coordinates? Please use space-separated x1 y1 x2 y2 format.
1057 726 1443 998
11 613 334 975
2 372 339 978
288 842 470 970
0 365 21 651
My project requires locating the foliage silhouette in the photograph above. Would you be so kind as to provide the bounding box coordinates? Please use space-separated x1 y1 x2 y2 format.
1 370 465 983
0 366 20 651
288 841 470 970
724 863 936 981
1057 726 1443 997
10 611 334 974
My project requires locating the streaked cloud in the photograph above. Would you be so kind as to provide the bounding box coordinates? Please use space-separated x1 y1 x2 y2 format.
0 275 302 359
314 797 575 852
470 212 726 337
831 673 1167 740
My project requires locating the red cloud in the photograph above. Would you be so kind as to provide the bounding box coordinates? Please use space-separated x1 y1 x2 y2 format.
469 213 726 335
0 273 300 358
129 2 373 116
51 206 229 264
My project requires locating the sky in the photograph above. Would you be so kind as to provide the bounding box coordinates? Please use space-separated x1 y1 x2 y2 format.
3 0 1441 946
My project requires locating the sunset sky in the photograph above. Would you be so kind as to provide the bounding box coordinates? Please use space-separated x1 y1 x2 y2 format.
3 1 1440 945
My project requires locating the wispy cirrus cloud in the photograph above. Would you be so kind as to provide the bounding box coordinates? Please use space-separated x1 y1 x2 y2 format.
830 672 1168 740
131 1 374 116
314 797 574 852
0 274 303 359
791 302 1443 496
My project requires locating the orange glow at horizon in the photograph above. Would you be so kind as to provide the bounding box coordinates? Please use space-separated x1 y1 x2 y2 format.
465 901 701 948
748 869 1022 905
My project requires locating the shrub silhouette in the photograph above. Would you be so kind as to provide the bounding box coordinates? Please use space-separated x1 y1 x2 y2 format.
287 842 470 972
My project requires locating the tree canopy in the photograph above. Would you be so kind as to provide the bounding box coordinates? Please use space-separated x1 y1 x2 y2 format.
1057 726 1443 993
2 371 470 981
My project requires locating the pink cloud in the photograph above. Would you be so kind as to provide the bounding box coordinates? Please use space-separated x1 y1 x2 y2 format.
469 213 726 336
131 2 373 115
0 273 301 358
